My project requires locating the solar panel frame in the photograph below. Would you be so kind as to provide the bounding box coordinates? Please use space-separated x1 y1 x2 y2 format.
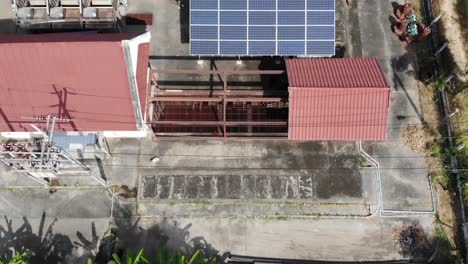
190 0 335 56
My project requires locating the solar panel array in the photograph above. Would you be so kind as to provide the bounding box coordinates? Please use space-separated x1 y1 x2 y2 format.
190 0 335 56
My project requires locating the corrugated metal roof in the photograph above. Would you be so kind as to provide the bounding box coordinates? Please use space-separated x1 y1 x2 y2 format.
286 58 391 141
0 34 149 133
286 58 389 88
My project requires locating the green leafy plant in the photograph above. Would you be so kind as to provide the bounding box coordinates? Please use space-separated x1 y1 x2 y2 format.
430 73 450 91
0 252 30 264
87 248 216 264
109 249 149 264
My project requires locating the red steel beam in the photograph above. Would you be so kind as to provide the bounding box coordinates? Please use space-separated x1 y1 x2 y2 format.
223 72 227 138
149 121 288 126
148 97 223 102
148 97 286 103
152 69 284 75
154 136 289 141
153 89 287 97
226 97 286 102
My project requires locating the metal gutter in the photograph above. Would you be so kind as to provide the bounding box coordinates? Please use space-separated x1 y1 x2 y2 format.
121 34 150 131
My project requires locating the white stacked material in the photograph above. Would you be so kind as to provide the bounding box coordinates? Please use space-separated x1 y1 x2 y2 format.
83 7 97 18
50 7 64 18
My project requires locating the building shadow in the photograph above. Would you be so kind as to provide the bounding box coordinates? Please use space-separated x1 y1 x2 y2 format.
119 16 150 35
333 45 346 58
179 0 190 43
0 19 18 35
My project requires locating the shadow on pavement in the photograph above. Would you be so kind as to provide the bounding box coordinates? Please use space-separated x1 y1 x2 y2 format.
0 213 74 264
109 217 226 263
0 19 18 35
0 211 225 263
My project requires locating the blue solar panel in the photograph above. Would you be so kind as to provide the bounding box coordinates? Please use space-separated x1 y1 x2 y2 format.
308 0 334 10
278 41 305 55
249 11 276 25
220 11 246 24
278 0 305 10
278 11 305 25
220 41 247 54
190 0 335 56
249 0 275 10
249 41 276 54
307 41 335 55
191 11 217 24
191 41 218 54
220 26 247 40
220 0 247 10
307 26 334 40
248 26 275 40
191 0 217 9
191 26 218 39
307 11 334 25
278 26 305 40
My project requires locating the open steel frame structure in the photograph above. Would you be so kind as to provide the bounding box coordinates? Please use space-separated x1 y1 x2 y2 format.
147 69 290 140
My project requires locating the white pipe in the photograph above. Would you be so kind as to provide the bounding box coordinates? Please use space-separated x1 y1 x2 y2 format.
359 141 436 216
434 42 448 56
429 12 442 26
358 141 382 217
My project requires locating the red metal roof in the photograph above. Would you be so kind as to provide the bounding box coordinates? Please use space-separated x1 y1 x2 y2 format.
286 58 389 88
286 58 391 141
0 34 149 132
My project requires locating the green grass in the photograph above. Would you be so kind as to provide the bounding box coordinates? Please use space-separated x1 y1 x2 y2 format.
435 221 448 241
273 214 289 221
453 87 468 164
160 200 359 206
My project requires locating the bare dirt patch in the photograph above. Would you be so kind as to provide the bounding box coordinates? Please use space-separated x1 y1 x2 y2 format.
401 80 459 261
401 83 440 156
434 184 458 245
402 125 433 153
439 0 468 80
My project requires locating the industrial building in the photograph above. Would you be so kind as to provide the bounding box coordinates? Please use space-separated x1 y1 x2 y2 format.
0 32 149 184
0 35 390 142
0 32 150 140
0 0 391 185
148 58 391 140
10 0 124 29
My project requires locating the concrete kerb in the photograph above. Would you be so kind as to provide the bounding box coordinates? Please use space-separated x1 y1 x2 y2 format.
358 141 436 217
